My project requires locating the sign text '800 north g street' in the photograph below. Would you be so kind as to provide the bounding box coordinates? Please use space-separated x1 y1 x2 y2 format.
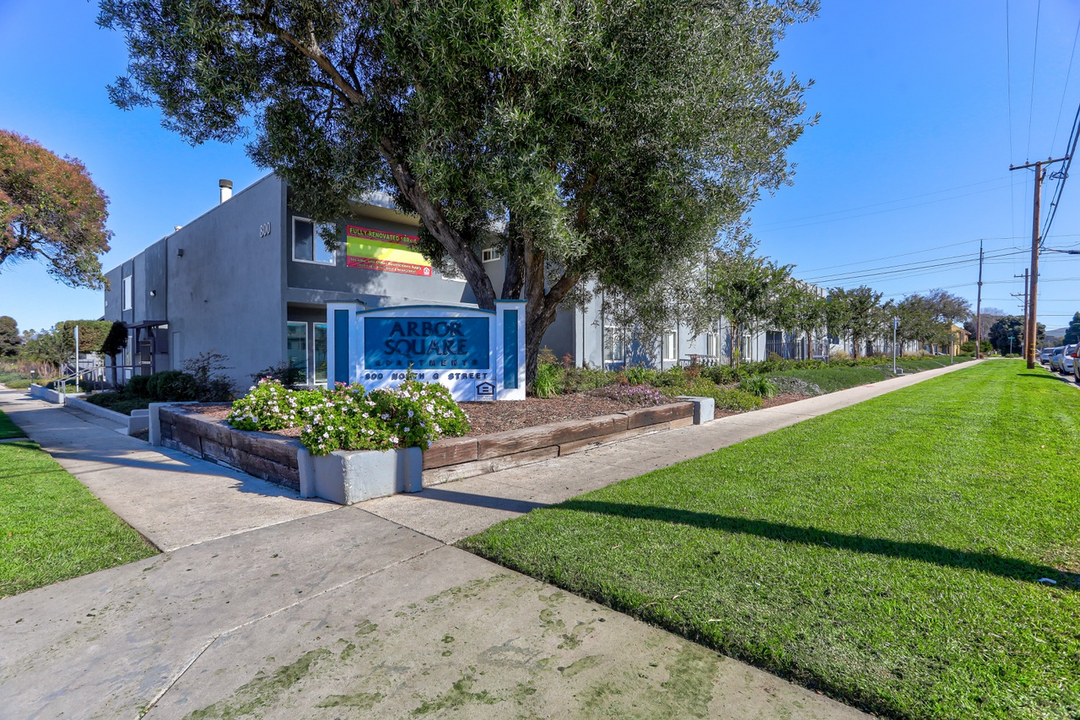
363 317 490 370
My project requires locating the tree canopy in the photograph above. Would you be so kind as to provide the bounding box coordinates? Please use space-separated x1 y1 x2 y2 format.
0 131 112 288
99 0 816 377
0 315 19 357
703 245 792 365
989 315 1043 354
1064 312 1080 344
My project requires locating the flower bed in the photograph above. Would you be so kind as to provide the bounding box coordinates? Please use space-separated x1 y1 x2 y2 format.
228 377 469 455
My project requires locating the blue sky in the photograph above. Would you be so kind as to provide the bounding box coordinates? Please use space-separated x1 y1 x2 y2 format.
1 0 1079 333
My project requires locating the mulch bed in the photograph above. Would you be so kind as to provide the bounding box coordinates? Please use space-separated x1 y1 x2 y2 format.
714 392 807 419
183 390 816 438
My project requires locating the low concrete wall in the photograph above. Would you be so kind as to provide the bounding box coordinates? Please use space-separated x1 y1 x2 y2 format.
64 396 150 436
154 405 302 490
422 401 695 485
30 384 66 405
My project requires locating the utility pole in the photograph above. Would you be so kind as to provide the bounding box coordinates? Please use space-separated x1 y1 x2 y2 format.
975 240 984 359
1010 157 1067 369
1013 269 1029 357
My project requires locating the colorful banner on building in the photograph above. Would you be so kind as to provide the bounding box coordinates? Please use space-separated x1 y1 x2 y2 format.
346 225 432 277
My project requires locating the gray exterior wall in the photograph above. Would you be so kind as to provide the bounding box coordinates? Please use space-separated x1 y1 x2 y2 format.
105 172 817 395
166 174 288 390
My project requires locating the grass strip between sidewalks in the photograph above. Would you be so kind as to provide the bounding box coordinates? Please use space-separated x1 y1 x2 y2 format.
0 439 158 597
461 360 1080 720
0 409 25 439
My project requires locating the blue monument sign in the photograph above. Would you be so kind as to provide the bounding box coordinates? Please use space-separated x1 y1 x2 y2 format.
325 301 526 401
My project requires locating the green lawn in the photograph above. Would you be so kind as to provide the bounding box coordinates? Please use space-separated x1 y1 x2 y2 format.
771 356 973 395
0 440 158 597
0 409 24 439
462 360 1080 720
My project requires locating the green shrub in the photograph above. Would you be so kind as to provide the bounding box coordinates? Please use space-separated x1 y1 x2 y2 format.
648 366 689 389
712 388 763 412
227 377 470 456
562 365 617 393
228 379 323 431
3 378 31 389
622 365 656 386
297 379 469 456
182 351 234 401
739 375 779 399
147 371 199 402
533 358 563 398
250 361 305 390
126 375 152 398
701 364 747 385
85 392 150 416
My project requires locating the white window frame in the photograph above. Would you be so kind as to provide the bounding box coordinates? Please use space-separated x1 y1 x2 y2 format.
706 332 719 358
481 247 502 263
122 275 133 311
292 217 336 265
663 331 677 361
313 322 328 386
604 325 626 363
286 321 309 383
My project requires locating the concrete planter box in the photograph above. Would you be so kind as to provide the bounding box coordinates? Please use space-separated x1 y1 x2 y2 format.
297 447 423 505
65 396 149 436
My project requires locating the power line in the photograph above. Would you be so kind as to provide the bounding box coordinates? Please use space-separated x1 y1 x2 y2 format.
754 183 1016 233
1050 13 1080 151
798 236 1027 274
1007 0 1015 163
752 177 1011 230
1027 0 1043 159
803 248 1027 285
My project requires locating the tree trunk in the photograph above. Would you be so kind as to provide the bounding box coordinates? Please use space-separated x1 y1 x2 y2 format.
501 213 526 300
378 140 497 310
730 321 741 367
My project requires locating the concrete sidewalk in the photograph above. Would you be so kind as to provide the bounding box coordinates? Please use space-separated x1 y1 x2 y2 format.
0 362 979 719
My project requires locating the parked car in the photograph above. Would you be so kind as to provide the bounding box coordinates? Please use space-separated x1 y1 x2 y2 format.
1066 344 1080 375
1049 346 1067 373
1040 347 1054 364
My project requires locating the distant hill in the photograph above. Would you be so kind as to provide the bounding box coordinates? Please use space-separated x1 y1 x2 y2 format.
1047 327 1067 338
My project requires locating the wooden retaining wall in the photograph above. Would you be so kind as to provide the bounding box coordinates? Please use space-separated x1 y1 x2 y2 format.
156 400 694 492
158 407 302 490
421 402 694 485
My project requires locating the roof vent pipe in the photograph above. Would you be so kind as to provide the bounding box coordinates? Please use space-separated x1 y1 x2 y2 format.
219 178 233 204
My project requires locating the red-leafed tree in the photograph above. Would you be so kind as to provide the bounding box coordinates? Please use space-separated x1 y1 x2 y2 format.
0 131 112 288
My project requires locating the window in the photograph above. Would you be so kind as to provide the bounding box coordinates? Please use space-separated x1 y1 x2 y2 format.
122 276 133 311
286 322 308 383
292 217 336 264
314 323 327 385
663 331 677 361
706 332 719 358
482 248 502 262
604 326 625 363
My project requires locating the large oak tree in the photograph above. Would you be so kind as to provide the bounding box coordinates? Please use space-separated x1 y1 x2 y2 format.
100 0 815 378
0 131 112 289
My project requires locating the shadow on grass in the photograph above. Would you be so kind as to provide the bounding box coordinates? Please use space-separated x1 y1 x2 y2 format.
559 499 1079 589
1016 372 1064 380
418 486 547 514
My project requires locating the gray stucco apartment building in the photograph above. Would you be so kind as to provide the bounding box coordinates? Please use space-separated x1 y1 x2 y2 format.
104 174 789 390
